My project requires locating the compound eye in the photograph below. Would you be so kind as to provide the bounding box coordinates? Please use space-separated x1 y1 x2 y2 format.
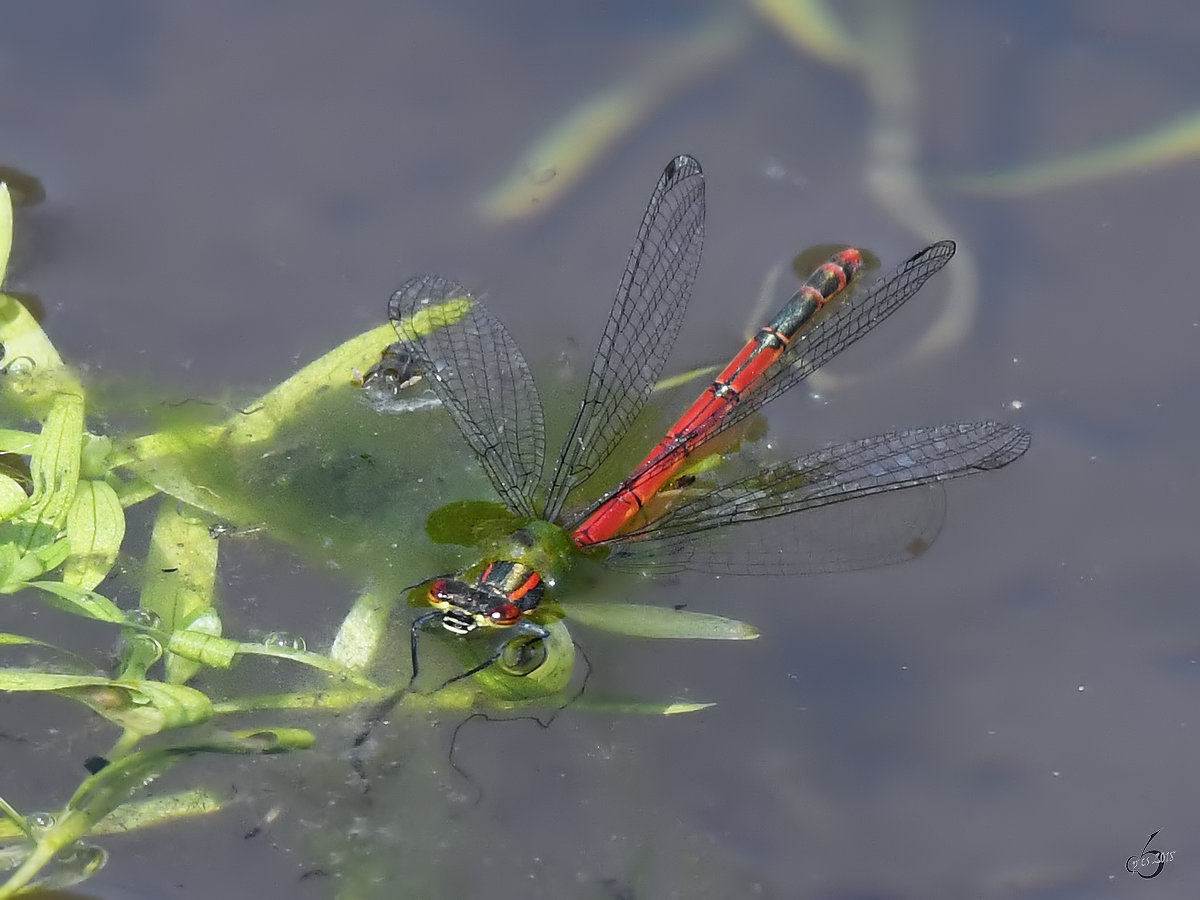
488 603 522 627
429 579 451 602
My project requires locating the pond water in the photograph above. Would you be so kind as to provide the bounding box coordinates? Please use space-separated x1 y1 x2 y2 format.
3 1 1199 897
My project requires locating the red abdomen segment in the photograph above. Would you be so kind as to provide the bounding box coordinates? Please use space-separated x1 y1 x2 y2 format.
572 248 863 547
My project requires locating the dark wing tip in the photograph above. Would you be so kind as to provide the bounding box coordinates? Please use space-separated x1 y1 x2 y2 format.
975 422 1032 469
911 239 956 265
665 153 703 182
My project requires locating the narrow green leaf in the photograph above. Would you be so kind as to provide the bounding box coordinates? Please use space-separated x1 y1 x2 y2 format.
746 0 861 68
63 480 125 590
45 733 311 854
0 632 55 648
207 727 316 753
140 499 219 683
0 183 11 284
218 322 402 447
574 698 717 715
0 841 105 897
476 12 748 222
566 602 758 640
0 429 35 454
0 752 190 896
0 789 225 842
390 298 472 342
330 583 399 671
948 107 1200 197
0 672 212 735
27 580 125 623
0 795 28 838
0 632 96 673
85 788 225 835
652 364 719 394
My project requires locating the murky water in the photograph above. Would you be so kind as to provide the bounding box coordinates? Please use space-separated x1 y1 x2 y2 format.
3 1 1199 897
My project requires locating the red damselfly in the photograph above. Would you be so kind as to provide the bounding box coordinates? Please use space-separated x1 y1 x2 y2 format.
369 153 1028 712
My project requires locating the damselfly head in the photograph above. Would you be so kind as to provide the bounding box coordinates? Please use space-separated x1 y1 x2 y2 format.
424 576 526 633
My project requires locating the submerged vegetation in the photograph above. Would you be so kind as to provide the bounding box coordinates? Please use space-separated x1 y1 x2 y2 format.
0 184 734 895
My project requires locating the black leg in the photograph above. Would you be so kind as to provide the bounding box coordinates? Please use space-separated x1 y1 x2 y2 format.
353 610 442 748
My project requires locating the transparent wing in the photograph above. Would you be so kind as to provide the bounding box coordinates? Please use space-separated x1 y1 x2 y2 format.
601 422 1030 575
543 153 706 520
389 275 545 518
604 484 948 576
712 240 957 443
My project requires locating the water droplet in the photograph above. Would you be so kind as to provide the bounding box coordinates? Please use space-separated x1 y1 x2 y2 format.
264 632 306 652
499 635 546 676
524 164 557 185
25 812 55 834
4 356 34 376
125 608 163 630
57 842 108 877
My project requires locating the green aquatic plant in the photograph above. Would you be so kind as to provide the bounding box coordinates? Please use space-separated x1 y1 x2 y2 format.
0 183 731 895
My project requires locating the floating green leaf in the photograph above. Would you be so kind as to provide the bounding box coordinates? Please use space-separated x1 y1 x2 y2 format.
426 499 522 546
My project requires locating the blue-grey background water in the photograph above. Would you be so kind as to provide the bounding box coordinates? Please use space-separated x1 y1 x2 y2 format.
2 2 1198 897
